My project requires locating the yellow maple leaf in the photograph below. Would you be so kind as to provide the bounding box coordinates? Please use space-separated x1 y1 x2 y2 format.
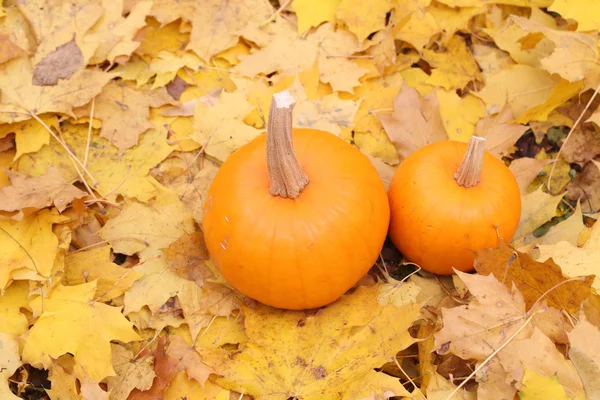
0 8 33 56
192 91 261 162
99 189 195 261
186 0 272 61
475 64 559 117
437 90 486 141
200 284 420 399
17 0 103 65
393 9 439 50
515 78 584 124
0 56 113 123
510 16 600 91
293 0 342 34
235 17 319 78
0 209 67 289
436 0 551 5
164 370 230 400
136 18 191 59
22 280 141 382
428 2 484 44
105 343 155 400
518 366 569 400
345 78 400 165
483 7 556 69
85 0 153 64
0 116 57 160
422 35 483 90
15 122 172 203
548 0 600 32
157 155 218 223
46 364 83 400
74 81 174 151
148 51 202 89
513 185 563 243
0 333 21 400
336 0 392 42
536 201 585 247
0 280 29 335
312 23 369 93
112 56 155 88
287 77 361 137
64 244 142 302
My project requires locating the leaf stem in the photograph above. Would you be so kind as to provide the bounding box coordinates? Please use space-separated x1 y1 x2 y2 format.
454 136 486 188
266 91 309 199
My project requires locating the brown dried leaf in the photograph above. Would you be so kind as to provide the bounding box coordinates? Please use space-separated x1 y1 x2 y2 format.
32 37 83 86
474 241 594 314
0 167 87 213
474 105 528 158
498 328 584 398
127 336 178 400
561 124 600 165
105 343 155 400
164 231 214 285
508 157 549 194
433 271 530 361
166 335 215 385
165 75 188 100
74 81 175 151
566 160 600 213
567 316 600 398
378 82 448 161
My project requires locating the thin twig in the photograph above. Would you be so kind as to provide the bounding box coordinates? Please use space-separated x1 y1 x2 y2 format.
326 54 374 59
392 356 426 399
547 82 600 193
30 113 98 185
260 0 293 27
443 311 539 400
84 97 96 167
434 274 469 305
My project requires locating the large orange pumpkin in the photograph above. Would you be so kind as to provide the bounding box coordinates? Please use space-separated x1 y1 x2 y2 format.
387 136 521 275
202 91 390 310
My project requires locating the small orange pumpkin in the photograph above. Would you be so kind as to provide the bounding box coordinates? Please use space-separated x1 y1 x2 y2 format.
202 91 390 309
387 136 521 275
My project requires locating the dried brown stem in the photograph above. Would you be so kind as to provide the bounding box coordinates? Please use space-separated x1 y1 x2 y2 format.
267 91 309 199
454 136 486 188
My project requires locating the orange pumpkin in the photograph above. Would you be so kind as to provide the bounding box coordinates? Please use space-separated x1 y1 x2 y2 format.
387 136 521 275
202 91 390 310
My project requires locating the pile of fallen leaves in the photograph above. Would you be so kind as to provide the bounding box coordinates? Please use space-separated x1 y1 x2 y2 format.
1 0 600 398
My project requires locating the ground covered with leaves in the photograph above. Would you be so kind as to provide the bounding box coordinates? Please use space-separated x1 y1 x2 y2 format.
0 0 600 399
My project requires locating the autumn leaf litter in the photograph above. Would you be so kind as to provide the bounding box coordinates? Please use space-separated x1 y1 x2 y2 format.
1 0 600 399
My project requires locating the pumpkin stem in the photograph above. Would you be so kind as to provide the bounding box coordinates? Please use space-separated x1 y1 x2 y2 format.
454 136 486 188
267 90 309 198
